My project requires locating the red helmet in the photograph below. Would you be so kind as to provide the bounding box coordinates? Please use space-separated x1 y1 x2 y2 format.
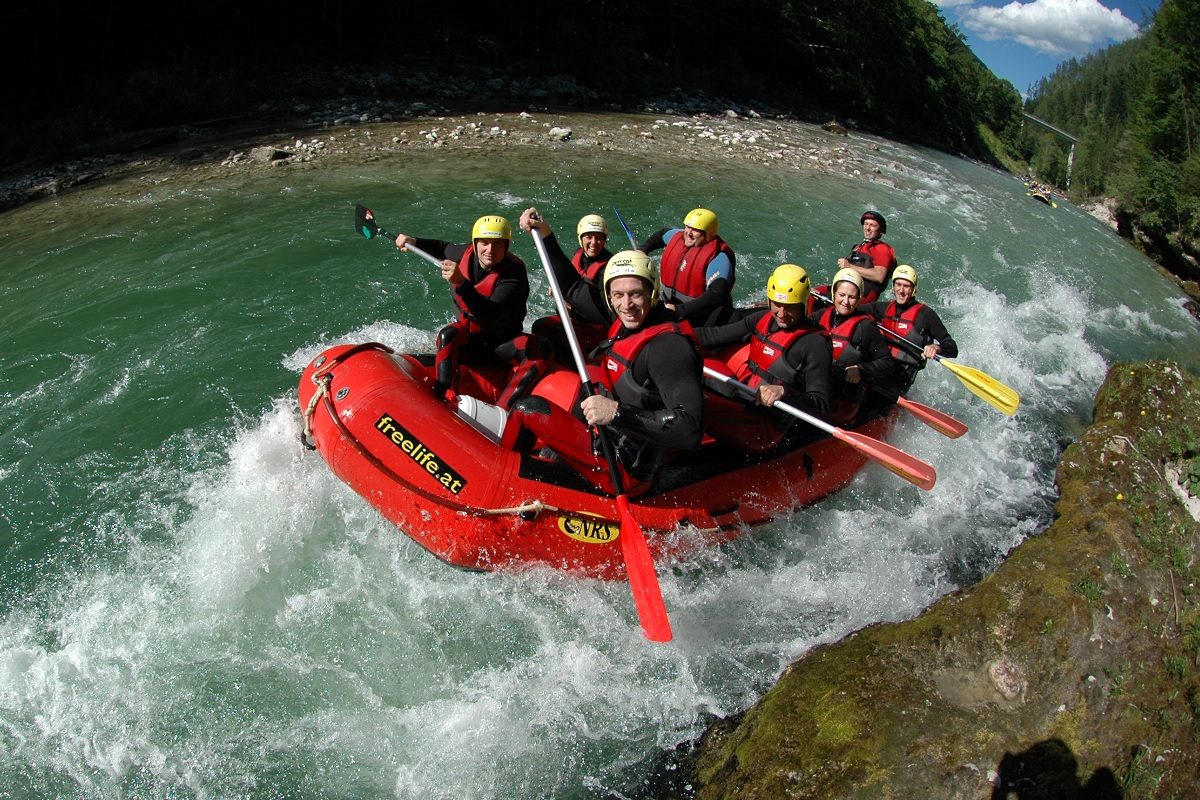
860 211 887 234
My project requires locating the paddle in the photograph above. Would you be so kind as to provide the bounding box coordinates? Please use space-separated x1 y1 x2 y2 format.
612 206 638 248
866 385 968 439
356 203 454 269
812 290 1020 416
703 366 937 491
529 222 672 643
875 326 1020 416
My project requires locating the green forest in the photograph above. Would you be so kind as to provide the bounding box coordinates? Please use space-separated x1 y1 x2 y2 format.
1019 0 1199 277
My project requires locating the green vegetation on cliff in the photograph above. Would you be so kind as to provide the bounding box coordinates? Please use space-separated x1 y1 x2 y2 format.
1023 0 1200 278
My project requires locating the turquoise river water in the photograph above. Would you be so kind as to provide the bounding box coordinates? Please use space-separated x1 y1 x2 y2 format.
1 120 1198 798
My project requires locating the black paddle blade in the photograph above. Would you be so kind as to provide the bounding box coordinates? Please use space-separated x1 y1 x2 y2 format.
355 204 380 239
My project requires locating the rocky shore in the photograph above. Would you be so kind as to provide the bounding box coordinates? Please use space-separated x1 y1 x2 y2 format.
0 87 886 215
687 361 1200 798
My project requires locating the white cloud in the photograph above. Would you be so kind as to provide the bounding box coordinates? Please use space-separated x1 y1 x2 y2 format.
959 0 1140 56
934 0 977 8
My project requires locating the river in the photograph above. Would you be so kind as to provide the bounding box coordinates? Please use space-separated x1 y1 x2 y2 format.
1 112 1197 798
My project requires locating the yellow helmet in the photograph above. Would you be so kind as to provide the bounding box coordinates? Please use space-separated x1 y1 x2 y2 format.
576 214 608 246
831 267 864 297
602 250 659 308
766 264 811 305
682 208 718 237
892 264 918 292
471 215 512 241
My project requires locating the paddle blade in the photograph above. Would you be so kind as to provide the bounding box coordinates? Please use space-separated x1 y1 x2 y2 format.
895 396 968 439
355 204 380 239
616 495 673 642
834 428 938 491
938 360 1020 416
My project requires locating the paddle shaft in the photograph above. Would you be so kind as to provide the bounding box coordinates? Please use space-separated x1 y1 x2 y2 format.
702 366 937 490
612 207 638 248
530 225 620 483
865 382 968 438
529 224 673 643
355 204 448 270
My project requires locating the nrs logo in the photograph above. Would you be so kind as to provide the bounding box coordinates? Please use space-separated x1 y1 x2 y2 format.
557 514 620 544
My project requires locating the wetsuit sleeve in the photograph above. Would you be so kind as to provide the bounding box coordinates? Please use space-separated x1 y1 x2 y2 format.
546 234 612 326
853 324 895 384
782 334 832 415
540 232 577 291
615 334 704 450
859 301 886 321
918 307 958 358
695 309 760 349
637 227 670 254
565 281 613 327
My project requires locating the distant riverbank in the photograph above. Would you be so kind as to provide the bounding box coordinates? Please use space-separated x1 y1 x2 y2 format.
0 98 893 215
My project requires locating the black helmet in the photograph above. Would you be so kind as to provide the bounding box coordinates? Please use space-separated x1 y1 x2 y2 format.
860 211 887 234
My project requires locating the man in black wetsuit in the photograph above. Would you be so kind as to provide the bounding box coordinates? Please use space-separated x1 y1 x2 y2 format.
518 206 612 356
393 215 548 408
698 264 832 452
501 250 705 496
859 264 958 392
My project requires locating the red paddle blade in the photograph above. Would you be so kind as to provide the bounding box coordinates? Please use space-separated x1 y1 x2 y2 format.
835 429 938 491
616 495 673 642
896 396 968 439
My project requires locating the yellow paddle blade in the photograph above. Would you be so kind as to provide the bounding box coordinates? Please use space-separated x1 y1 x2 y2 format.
938 359 1020 415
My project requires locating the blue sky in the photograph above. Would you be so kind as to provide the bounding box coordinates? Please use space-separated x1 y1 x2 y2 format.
934 0 1162 96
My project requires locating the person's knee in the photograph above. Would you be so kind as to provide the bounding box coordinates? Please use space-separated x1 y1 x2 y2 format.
500 396 552 451
437 324 461 349
510 395 551 418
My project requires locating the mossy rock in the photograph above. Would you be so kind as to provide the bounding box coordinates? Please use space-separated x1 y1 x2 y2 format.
690 360 1200 799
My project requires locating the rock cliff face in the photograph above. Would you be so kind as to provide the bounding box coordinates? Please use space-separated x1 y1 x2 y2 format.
690 361 1200 799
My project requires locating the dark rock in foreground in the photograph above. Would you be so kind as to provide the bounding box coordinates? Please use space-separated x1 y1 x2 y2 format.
690 360 1200 799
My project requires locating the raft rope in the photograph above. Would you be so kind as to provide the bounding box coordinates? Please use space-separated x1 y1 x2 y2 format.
475 499 562 517
300 374 330 450
300 342 394 451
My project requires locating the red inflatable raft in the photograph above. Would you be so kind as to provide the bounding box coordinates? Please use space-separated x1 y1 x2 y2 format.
298 341 897 580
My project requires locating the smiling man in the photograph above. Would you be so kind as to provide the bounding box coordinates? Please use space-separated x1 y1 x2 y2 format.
499 250 705 495
637 208 737 326
860 263 959 392
698 264 833 453
393 215 547 407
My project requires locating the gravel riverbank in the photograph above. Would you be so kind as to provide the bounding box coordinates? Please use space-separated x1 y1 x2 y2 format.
0 101 901 214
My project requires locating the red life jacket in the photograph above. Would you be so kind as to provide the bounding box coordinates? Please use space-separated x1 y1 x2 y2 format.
741 313 826 388
452 248 525 333
571 249 609 283
599 317 699 399
852 239 897 273
659 233 735 302
880 300 927 366
816 308 869 366
850 239 897 301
